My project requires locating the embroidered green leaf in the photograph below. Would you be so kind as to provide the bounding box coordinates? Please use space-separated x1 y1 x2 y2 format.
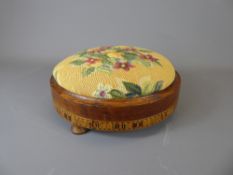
142 83 155 95
153 60 162 67
91 53 110 59
82 67 95 77
123 81 142 95
109 89 125 98
75 50 88 58
139 60 151 67
96 65 112 73
114 58 121 62
71 60 85 65
154 80 164 92
124 52 137 61
102 57 112 65
125 92 137 98
138 49 151 53
79 52 88 57
112 47 124 52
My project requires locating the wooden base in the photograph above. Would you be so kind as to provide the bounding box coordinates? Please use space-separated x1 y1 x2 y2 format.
50 72 181 134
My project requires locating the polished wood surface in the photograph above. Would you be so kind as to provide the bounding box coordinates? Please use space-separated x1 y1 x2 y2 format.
50 72 181 134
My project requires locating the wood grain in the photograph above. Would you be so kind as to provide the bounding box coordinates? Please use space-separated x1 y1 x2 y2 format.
50 72 181 133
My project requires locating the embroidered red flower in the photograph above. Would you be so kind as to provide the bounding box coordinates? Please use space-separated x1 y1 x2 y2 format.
139 54 158 62
85 58 99 64
87 46 112 54
113 61 134 71
123 47 137 52
98 46 112 52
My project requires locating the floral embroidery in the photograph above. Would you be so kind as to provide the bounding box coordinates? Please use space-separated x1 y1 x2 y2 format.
85 58 100 64
53 45 176 99
108 80 164 99
109 81 163 98
70 46 162 77
87 46 112 54
139 53 158 62
113 61 134 71
92 79 164 99
106 51 122 58
139 76 156 95
92 83 112 99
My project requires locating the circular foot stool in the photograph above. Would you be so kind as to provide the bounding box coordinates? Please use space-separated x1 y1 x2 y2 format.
50 45 181 134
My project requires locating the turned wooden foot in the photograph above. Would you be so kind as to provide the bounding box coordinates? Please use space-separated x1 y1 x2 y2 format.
71 124 89 135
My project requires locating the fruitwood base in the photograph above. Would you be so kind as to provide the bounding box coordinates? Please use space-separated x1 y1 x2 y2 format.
50 72 181 135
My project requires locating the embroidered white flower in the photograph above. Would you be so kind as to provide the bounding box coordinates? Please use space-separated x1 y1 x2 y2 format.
92 83 112 99
139 76 154 95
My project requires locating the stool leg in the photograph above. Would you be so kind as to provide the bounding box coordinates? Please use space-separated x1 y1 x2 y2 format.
71 124 89 135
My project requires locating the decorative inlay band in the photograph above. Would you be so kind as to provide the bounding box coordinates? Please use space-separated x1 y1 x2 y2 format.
54 102 176 131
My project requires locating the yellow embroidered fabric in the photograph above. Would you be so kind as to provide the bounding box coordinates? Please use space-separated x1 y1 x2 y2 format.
53 45 175 99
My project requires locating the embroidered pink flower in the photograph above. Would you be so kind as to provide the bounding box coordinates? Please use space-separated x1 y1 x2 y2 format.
139 54 158 62
85 57 99 64
114 61 134 71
